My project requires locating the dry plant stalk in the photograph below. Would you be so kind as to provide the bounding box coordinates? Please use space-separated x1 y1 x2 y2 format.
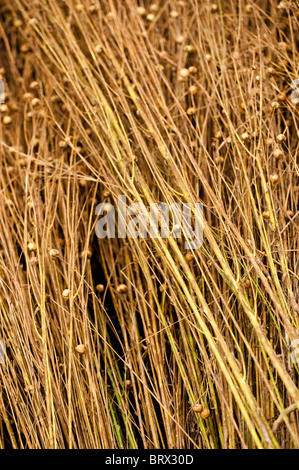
0 0 298 449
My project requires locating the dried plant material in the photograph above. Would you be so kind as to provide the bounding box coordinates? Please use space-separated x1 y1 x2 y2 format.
0 0 298 451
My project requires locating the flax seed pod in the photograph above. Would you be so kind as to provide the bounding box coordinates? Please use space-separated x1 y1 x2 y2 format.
241 132 250 141
201 409 210 419
276 134 286 143
23 92 33 101
193 403 203 413
179 68 189 81
273 149 283 159
189 85 199 95
184 45 196 53
270 174 279 184
271 101 280 110
136 7 146 16
186 107 196 116
188 66 197 74
27 241 37 251
175 35 184 44
75 344 86 354
62 289 70 299
13 19 22 28
75 3 84 12
3 115 12 125
31 98 40 107
146 13 155 21
185 251 194 262
49 249 59 259
95 44 102 54
88 4 98 13
0 104 8 113
29 81 39 90
96 284 105 293
149 3 158 12
117 284 128 294
286 210 294 218
277 92 287 101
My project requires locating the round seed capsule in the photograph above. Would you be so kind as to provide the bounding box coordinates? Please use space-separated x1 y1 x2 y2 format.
96 284 105 293
276 134 286 143
13 19 22 28
146 13 155 21
200 409 210 419
188 66 197 74
175 35 184 44
184 45 196 53
75 3 84 12
189 85 199 95
62 289 70 299
0 104 8 113
270 174 279 184
185 251 194 261
49 249 59 259
277 92 287 101
117 284 128 294
149 3 158 12
170 10 179 18
3 115 12 125
58 140 68 148
75 344 86 354
31 98 40 107
262 211 270 220
20 44 30 53
88 5 98 13
179 68 189 79
186 107 196 116
27 241 37 251
136 6 146 16
273 149 284 159
23 92 33 101
193 403 203 413
241 132 250 141
271 101 280 109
